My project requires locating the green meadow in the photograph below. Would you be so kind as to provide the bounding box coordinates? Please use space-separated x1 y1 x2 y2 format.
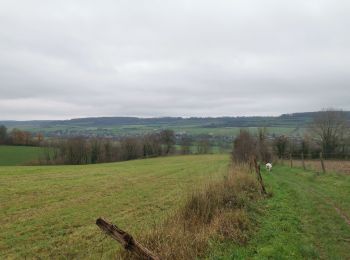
0 155 229 259
1 154 349 259
0 145 45 166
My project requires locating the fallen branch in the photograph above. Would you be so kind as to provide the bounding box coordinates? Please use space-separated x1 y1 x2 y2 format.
96 217 159 260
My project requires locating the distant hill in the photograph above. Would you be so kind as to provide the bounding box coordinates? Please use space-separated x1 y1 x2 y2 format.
1 111 349 138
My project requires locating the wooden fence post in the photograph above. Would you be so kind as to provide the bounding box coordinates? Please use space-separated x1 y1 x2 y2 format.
248 155 254 173
290 153 293 168
320 152 326 173
96 218 159 260
253 157 267 195
301 152 306 170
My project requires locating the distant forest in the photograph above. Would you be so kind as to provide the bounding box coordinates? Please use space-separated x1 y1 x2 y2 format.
2 111 349 127
1 111 349 140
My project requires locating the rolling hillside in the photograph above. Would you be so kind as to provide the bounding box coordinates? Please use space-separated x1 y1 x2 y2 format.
2 111 349 138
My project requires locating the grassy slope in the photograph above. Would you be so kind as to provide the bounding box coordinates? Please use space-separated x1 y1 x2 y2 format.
0 154 228 259
2 154 349 259
0 145 44 166
212 166 350 259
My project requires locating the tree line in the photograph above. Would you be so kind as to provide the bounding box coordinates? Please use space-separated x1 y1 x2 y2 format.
40 130 214 165
3 109 348 165
274 109 349 159
41 130 173 165
0 126 44 146
232 109 350 163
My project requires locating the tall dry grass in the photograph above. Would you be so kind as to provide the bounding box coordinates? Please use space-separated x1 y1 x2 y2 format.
117 165 264 259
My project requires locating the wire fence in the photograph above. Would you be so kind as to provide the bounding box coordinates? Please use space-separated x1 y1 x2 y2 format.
280 153 350 174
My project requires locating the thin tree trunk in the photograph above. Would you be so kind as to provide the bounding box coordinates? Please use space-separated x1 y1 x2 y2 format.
320 152 326 173
253 157 267 195
301 152 306 170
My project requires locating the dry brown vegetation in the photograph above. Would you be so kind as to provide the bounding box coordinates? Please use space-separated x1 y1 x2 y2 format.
283 159 350 174
117 164 264 259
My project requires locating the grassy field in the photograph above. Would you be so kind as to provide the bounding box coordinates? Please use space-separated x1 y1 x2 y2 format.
0 154 229 259
212 165 350 259
1 155 349 259
0 145 44 166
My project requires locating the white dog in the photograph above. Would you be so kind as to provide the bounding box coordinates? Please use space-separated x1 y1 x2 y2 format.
265 163 272 172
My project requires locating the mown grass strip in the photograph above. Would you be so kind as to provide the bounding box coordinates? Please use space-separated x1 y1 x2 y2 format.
210 165 350 259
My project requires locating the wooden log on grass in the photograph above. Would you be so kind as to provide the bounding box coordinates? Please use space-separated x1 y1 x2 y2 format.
96 217 159 260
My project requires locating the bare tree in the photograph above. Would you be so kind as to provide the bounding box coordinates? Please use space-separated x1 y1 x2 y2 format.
120 137 142 161
180 135 192 154
160 129 175 155
63 137 90 164
142 133 162 157
10 129 33 146
256 128 272 162
103 140 114 162
273 135 289 159
90 138 102 163
232 129 256 163
0 125 7 144
310 109 348 158
300 134 311 157
197 138 211 154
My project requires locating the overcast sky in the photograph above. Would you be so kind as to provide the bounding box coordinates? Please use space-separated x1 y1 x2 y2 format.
0 0 349 120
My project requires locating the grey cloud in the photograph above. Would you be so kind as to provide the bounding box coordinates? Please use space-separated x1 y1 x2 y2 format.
0 0 349 119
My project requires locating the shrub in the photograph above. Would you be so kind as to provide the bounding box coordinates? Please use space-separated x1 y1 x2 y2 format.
116 165 263 259
232 129 257 163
